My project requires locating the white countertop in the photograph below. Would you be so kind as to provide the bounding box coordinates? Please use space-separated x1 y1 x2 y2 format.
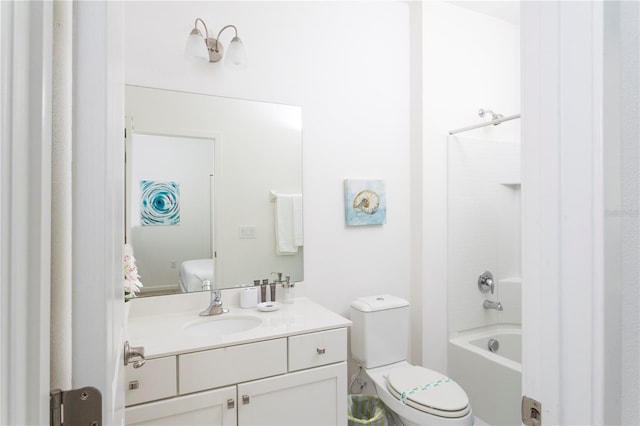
127 296 351 359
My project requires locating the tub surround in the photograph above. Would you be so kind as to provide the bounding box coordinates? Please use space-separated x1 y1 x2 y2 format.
449 324 521 368
448 325 522 425
125 291 350 425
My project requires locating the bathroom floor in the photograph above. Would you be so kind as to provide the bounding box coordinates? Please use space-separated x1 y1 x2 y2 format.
474 416 489 425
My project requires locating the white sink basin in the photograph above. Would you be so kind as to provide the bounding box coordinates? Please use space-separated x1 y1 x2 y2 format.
184 316 262 337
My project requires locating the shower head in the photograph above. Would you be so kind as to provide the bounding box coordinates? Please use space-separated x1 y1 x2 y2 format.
478 108 504 123
478 108 492 118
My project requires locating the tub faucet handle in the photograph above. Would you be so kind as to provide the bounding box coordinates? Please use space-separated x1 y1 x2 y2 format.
478 271 494 294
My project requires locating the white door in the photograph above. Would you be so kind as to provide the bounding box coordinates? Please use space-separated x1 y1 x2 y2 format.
521 1 616 424
0 2 126 424
71 2 126 425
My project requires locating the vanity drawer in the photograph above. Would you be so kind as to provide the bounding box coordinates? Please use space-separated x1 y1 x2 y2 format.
179 338 287 395
288 328 347 372
126 356 177 406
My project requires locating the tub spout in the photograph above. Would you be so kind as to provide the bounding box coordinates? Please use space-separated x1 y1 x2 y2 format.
483 300 503 311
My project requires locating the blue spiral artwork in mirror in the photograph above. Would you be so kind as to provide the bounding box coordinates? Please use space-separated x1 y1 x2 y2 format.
140 180 180 226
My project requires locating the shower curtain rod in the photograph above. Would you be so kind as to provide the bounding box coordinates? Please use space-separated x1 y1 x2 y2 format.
448 113 521 135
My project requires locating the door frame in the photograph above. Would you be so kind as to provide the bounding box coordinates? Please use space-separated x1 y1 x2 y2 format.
0 1 53 424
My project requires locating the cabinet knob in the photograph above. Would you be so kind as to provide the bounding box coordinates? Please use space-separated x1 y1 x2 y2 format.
317 347 326 354
242 394 250 405
128 380 139 390
227 399 235 409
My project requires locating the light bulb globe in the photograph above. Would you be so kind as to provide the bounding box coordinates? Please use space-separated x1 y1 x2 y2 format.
225 37 247 69
185 30 209 61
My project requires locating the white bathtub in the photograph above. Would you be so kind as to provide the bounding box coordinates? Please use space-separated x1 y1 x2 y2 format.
448 325 522 426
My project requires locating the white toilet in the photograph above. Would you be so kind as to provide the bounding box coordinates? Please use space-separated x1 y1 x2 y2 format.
351 295 474 426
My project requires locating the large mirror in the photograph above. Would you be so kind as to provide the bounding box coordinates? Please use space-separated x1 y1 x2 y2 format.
125 85 303 296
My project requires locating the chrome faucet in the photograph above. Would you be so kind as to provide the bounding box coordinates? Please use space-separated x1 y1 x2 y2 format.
200 280 228 316
483 300 503 311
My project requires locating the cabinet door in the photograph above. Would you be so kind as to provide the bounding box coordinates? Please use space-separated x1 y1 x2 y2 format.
125 386 237 426
237 362 347 426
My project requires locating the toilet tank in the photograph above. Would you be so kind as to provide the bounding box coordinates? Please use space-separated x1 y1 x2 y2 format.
350 295 410 368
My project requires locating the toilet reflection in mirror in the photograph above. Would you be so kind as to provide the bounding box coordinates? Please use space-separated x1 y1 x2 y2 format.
125 86 303 296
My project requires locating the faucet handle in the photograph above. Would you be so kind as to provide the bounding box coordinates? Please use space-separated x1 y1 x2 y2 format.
478 271 494 294
124 341 146 369
202 279 212 291
271 272 283 283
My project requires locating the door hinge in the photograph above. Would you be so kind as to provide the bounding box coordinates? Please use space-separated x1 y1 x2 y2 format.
522 395 542 426
50 387 101 426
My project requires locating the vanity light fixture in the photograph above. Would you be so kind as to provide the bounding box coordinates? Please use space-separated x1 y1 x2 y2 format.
184 18 247 69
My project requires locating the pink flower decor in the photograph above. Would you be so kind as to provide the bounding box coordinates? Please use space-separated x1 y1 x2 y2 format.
124 252 143 302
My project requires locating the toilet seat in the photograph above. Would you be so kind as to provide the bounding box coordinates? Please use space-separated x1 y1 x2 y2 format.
386 366 470 418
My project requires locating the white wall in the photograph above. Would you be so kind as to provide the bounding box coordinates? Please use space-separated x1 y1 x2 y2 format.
617 2 640 419
604 1 639 423
421 1 519 371
124 0 412 353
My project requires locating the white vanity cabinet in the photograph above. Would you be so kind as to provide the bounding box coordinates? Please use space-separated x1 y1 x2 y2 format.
124 327 348 426
126 386 237 426
237 362 346 426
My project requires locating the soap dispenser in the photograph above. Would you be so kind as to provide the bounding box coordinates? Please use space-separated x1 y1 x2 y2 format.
282 275 295 304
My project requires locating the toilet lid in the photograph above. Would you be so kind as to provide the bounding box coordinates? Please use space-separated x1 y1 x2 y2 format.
386 366 470 418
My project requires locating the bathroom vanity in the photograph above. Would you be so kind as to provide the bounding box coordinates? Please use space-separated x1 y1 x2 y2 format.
124 294 350 425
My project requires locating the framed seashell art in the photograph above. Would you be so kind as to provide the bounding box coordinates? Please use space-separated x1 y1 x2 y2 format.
344 179 386 226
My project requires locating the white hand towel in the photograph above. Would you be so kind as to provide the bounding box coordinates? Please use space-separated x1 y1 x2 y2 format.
292 194 303 247
275 194 298 255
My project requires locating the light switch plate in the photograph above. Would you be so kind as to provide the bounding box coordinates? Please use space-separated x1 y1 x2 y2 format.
239 225 256 239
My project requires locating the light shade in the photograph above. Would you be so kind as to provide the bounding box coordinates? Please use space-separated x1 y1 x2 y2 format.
184 30 209 61
224 36 248 70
